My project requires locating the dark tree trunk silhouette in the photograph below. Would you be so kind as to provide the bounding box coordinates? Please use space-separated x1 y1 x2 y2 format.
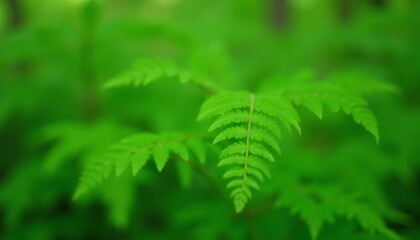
269 0 290 30
6 0 24 30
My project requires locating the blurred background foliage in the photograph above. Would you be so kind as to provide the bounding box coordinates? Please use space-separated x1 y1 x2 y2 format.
0 0 419 239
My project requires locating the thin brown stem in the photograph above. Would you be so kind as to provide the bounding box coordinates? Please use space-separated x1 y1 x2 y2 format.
191 79 219 95
173 153 231 206
242 191 280 219
6 0 24 30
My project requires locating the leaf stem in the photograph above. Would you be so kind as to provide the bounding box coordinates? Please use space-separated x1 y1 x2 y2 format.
241 93 255 198
191 79 218 95
176 158 232 206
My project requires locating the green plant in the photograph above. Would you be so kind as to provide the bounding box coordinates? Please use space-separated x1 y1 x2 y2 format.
72 58 399 239
1 1 420 240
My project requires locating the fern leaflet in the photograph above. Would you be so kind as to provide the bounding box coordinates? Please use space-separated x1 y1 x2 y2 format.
103 58 221 93
74 133 206 199
283 72 397 142
276 179 400 240
198 92 300 212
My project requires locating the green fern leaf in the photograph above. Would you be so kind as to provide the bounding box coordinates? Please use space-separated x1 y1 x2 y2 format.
249 142 276 162
153 143 170 172
197 91 250 121
198 92 300 212
104 59 177 88
328 72 399 95
115 152 131 177
248 128 281 153
74 133 205 199
41 121 130 176
219 142 248 158
208 110 249 132
276 179 401 240
213 126 248 144
73 157 114 199
131 150 150 176
255 95 301 135
111 134 155 176
252 112 283 138
169 141 190 161
284 72 397 142
104 58 221 93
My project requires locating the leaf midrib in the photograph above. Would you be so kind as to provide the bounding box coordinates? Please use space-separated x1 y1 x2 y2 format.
241 93 255 200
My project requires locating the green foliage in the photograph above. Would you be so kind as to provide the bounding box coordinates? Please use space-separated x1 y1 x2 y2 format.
104 58 222 93
276 179 400 240
198 92 299 212
99 173 135 228
42 121 131 175
279 71 398 142
195 71 393 213
1 0 420 239
74 132 206 199
76 59 397 236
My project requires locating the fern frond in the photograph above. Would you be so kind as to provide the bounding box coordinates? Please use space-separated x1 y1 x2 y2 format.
328 72 399 95
104 59 183 88
41 121 130 176
199 92 300 212
74 133 205 199
276 179 401 240
284 72 397 142
103 58 220 93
